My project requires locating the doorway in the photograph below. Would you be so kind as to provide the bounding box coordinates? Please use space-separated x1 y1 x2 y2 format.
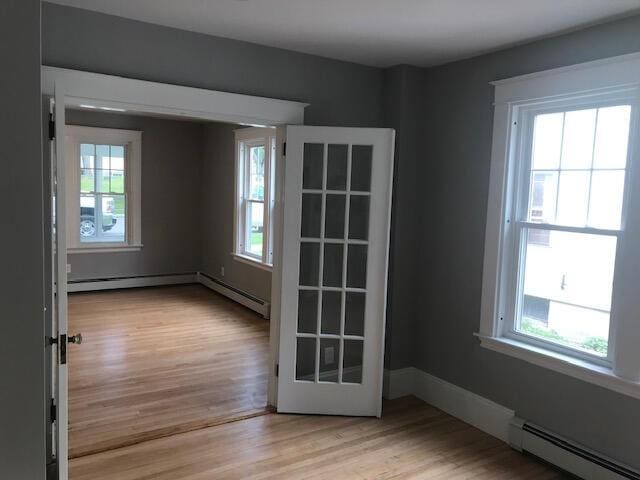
45 66 395 480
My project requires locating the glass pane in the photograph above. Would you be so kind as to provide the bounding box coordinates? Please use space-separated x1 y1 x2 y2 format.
110 169 125 194
80 143 95 168
110 146 125 170
80 168 95 193
296 337 316 382
101 195 125 243
345 292 365 336
79 194 125 243
519 229 616 356
299 243 320 286
301 194 322 238
351 145 372 192
303 143 324 189
560 109 596 170
528 171 557 224
246 202 264 256
96 169 110 193
79 194 97 240
327 144 348 190
556 171 589 227
321 291 342 335
588 170 626 230
324 194 346 239
249 145 265 200
96 144 110 170
297 290 318 334
349 196 370 240
593 105 631 170
531 112 563 170
319 338 340 383
323 244 344 287
346 245 367 288
343 340 363 383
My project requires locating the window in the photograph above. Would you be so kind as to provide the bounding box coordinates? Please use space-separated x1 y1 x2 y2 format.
65 126 142 252
514 104 631 359
234 127 276 268
481 54 640 395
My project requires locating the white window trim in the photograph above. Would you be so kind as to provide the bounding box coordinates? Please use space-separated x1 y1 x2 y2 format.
233 127 276 269
480 52 640 397
65 125 142 253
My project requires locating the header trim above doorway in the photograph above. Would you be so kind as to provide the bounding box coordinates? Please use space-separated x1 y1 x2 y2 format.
41 66 308 126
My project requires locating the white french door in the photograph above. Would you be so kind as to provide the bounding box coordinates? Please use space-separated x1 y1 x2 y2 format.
277 126 395 417
52 83 69 480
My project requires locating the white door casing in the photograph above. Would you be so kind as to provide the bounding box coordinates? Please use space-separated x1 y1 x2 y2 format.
53 82 69 480
277 126 395 417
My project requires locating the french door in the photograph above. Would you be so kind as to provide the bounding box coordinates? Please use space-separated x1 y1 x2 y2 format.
277 126 395 417
52 83 70 480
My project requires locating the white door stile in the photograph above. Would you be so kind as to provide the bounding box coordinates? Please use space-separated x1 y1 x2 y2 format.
54 82 69 480
277 126 395 417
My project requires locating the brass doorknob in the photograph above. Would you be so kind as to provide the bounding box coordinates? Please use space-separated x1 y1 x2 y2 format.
68 333 83 345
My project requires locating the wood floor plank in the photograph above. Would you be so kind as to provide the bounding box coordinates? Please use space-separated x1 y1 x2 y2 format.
69 396 569 480
68 285 270 458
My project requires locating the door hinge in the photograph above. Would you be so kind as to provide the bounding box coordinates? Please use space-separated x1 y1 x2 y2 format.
282 142 286 157
275 363 279 377
48 114 55 140
50 399 56 423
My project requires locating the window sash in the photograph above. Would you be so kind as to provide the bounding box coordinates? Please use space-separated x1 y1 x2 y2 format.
65 126 142 252
501 94 638 365
235 131 276 266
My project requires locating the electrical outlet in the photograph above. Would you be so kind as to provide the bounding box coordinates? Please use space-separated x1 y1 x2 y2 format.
66 264 71 274
324 346 334 365
220 266 225 277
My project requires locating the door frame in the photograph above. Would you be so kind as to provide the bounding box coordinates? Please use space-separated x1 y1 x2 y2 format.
42 67 307 472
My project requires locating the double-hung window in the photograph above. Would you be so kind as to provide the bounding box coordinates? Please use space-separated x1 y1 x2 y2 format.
234 127 276 268
65 126 142 252
480 54 640 396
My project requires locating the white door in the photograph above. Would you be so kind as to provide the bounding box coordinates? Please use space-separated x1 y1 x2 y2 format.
52 83 70 480
277 126 395 417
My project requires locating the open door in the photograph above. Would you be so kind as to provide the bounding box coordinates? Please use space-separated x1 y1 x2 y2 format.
277 126 395 417
51 83 69 480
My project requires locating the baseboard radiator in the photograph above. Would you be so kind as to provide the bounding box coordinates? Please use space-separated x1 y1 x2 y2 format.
67 272 271 319
509 417 640 480
197 272 270 319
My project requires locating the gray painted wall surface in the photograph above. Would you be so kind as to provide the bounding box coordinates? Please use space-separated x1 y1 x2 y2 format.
41 2 382 128
415 14 640 469
0 1 47 478
381 65 427 370
65 110 204 281
200 123 272 301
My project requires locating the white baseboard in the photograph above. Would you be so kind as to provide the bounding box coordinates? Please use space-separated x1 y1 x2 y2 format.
383 367 514 442
197 272 270 319
67 273 198 292
383 367 415 400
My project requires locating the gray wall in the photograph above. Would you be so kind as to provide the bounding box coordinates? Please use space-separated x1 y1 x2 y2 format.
200 123 272 301
0 0 47 478
415 14 640 469
41 2 382 128
65 110 204 281
381 65 427 369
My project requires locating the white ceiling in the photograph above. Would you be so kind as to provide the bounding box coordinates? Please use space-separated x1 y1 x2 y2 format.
47 0 640 67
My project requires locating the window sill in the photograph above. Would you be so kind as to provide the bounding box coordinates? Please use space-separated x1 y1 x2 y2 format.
475 334 640 400
231 253 273 272
68 244 143 254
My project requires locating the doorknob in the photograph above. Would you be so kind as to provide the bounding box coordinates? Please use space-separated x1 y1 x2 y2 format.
68 333 83 345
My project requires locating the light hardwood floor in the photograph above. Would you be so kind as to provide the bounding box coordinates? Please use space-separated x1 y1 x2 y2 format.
70 396 568 480
68 285 270 458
